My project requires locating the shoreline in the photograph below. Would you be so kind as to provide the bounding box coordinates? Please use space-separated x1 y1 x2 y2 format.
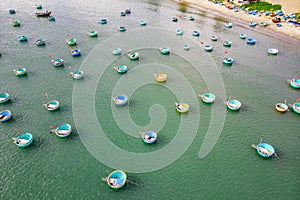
172 0 300 42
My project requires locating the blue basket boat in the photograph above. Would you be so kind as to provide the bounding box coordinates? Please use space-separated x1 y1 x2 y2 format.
114 65 127 74
142 130 157 144
288 78 300 89
18 35 27 42
127 52 139 60
0 93 10 104
43 100 60 111
223 57 234 65
254 142 275 158
247 38 256 45
199 93 215 104
100 18 107 24
223 40 232 47
51 58 64 67
226 99 241 110
35 39 45 46
275 102 288 112
13 67 27 76
249 22 257 27
88 31 98 37
105 170 127 189
125 8 131 14
176 29 183 35
55 124 72 138
239 34 246 39
0 110 12 122
71 49 81 57
204 45 213 52
113 95 128 106
119 26 126 32
268 48 278 55
192 30 200 36
159 47 170 54
36 4 42 9
70 70 84 80
112 48 121 55
48 15 55 21
140 20 147 26
291 102 300 114
13 133 33 147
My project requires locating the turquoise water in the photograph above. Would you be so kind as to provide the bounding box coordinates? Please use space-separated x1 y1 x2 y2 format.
0 0 299 199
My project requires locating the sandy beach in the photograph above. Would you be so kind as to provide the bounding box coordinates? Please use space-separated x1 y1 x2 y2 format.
174 0 300 40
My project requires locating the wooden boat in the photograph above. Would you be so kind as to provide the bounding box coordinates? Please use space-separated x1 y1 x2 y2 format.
199 93 215 104
268 48 278 55
223 40 232 47
159 47 170 54
225 22 232 28
239 34 246 39
9 9 16 14
13 67 27 76
43 100 60 111
55 124 72 138
192 30 200 37
247 38 256 45
0 93 10 104
176 29 183 35
70 70 84 79
119 26 126 32
272 17 281 23
204 45 213 52
154 73 167 83
0 110 12 122
48 15 55 21
100 18 107 24
11 20 20 26
88 31 98 37
127 52 139 60
288 78 300 89
275 101 288 112
140 20 147 26
171 17 178 22
249 22 257 27
35 39 45 46
211 36 218 41
226 99 241 110
35 10 51 17
36 5 43 9
223 57 234 65
291 101 300 114
183 44 190 50
51 58 64 67
105 170 127 189
114 65 127 74
13 133 33 147
175 102 189 113
71 49 81 57
113 95 128 106
112 48 121 55
142 130 157 144
66 38 76 46
18 35 27 42
252 140 276 158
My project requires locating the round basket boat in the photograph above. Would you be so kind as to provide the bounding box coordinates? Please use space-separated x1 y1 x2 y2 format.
9 9 16 14
199 93 215 104
268 48 278 55
66 38 76 46
43 100 60 111
204 45 213 52
112 48 121 55
211 36 218 41
71 49 81 57
70 70 84 79
256 142 275 158
226 99 241 110
249 22 257 27
223 57 234 65
176 29 183 35
0 93 10 104
275 102 288 112
140 20 147 26
289 78 300 89
192 30 200 37
225 22 232 28
223 40 232 47
239 34 246 39
154 73 167 83
175 102 189 113
11 20 20 26
247 38 256 45
51 58 64 67
127 52 139 60
35 39 45 46
115 65 127 74
18 35 27 42
183 44 190 50
48 15 55 21
113 95 128 106
13 67 27 76
100 18 107 24
119 26 126 32
88 31 98 37
291 102 300 114
13 133 33 147
159 47 170 54
142 131 157 144
105 170 127 189
171 17 178 22
55 124 72 138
